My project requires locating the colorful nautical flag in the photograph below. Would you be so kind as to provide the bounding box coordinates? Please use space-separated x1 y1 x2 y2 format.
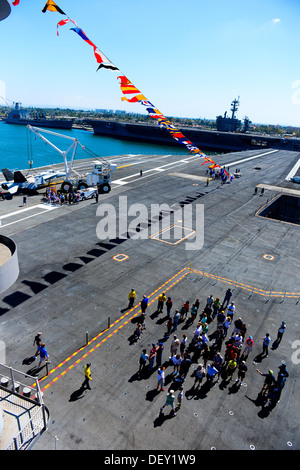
121 94 147 103
44 5 231 176
42 1 65 15
70 27 95 47
69 27 119 71
95 52 119 71
12 0 20 5
57 18 77 36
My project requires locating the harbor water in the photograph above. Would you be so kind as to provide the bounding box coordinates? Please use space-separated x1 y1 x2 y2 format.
0 121 196 171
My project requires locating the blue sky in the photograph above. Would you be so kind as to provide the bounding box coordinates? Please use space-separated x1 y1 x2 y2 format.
1 0 300 126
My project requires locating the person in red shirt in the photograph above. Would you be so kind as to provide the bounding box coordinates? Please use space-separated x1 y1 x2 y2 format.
148 343 157 371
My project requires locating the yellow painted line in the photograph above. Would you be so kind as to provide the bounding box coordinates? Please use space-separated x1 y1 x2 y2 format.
39 267 189 391
37 265 300 392
117 164 133 169
190 268 300 298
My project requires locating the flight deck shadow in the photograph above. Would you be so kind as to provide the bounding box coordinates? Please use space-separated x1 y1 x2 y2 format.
0 237 128 314
22 280 48 295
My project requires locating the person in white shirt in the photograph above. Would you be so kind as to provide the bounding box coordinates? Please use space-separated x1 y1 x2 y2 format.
172 354 182 376
227 302 235 319
157 367 165 391
234 332 243 348
193 323 202 343
170 335 180 356
277 321 286 343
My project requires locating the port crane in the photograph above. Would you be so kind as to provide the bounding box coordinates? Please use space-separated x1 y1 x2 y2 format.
27 125 116 193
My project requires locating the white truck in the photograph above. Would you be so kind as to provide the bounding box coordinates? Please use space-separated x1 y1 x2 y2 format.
86 162 117 194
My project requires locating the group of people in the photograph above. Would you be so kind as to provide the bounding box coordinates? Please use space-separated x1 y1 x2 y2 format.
44 189 80 205
206 166 235 185
134 287 288 417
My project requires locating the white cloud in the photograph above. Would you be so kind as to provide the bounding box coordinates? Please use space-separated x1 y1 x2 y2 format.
272 18 281 25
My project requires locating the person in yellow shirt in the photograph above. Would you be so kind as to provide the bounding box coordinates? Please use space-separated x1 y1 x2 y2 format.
128 288 137 308
82 363 92 390
226 359 237 381
157 292 167 313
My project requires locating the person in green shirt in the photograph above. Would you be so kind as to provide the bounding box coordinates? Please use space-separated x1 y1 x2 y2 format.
212 297 221 319
160 390 176 416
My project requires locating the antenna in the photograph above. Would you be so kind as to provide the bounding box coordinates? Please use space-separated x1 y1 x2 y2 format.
230 97 240 119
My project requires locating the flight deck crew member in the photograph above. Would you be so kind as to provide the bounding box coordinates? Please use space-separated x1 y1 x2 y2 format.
128 289 136 309
82 363 92 390
157 292 167 313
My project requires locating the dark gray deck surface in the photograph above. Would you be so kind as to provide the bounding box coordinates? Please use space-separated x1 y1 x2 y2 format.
0 149 299 452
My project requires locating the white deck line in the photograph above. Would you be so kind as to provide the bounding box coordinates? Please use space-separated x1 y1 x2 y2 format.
223 149 278 167
285 158 300 180
0 204 58 228
112 155 200 185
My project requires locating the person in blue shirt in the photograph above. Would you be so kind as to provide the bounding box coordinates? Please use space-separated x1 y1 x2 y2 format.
140 295 148 313
139 349 148 373
277 362 289 390
38 343 50 368
262 333 271 357
206 363 218 385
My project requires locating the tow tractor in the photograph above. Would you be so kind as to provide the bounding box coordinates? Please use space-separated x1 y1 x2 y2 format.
27 125 117 194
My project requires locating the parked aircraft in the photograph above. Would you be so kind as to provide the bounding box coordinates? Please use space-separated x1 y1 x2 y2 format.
1 168 66 194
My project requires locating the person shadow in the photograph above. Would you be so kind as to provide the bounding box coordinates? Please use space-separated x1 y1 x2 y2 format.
156 315 168 325
120 306 131 313
227 381 241 395
146 388 160 402
26 363 47 376
252 352 265 364
150 310 160 320
271 338 280 351
245 392 271 418
127 332 140 345
22 356 36 366
185 380 211 400
153 410 176 427
69 385 86 402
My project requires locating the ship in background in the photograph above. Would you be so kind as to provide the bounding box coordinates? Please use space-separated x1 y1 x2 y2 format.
86 98 300 153
4 102 74 130
216 97 251 133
